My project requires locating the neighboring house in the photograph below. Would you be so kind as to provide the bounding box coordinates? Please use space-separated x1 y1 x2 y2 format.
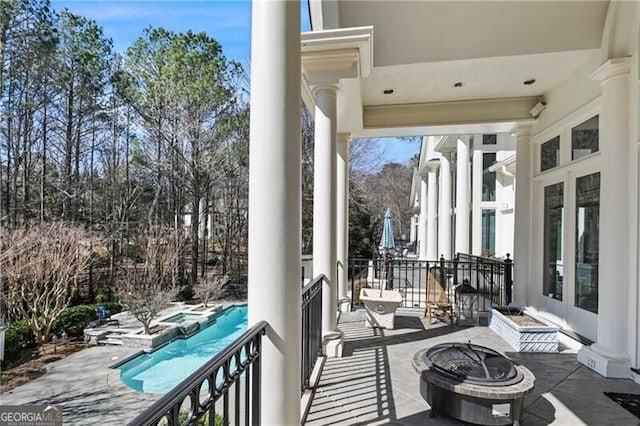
182 198 247 241
409 134 516 260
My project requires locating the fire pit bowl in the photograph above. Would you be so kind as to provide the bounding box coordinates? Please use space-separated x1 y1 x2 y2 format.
413 343 535 426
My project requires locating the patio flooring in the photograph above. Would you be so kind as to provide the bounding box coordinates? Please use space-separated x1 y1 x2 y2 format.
305 309 640 426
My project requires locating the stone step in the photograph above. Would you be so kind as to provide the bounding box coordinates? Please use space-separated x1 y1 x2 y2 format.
102 338 124 345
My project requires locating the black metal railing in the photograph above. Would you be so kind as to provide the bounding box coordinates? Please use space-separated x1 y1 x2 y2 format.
455 253 513 307
301 274 323 393
128 321 267 426
348 253 513 312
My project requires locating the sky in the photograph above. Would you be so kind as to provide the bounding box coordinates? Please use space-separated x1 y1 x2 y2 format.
51 0 419 166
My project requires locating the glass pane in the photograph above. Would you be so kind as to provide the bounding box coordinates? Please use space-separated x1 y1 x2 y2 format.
541 136 560 172
572 115 599 160
481 210 495 256
482 172 496 201
543 183 564 300
483 134 497 145
482 152 496 169
575 172 600 313
482 153 496 201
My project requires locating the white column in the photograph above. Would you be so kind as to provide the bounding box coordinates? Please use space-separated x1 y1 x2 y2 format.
578 58 632 378
426 161 439 260
471 143 483 255
336 133 350 312
409 215 417 243
248 1 300 423
512 125 532 308
455 136 471 255
439 151 452 259
312 86 339 339
632 44 640 377
418 175 428 260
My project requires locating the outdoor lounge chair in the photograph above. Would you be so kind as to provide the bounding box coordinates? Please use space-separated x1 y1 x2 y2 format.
96 305 119 327
424 266 453 325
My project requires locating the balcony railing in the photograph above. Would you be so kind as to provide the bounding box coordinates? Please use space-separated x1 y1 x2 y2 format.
128 321 267 426
301 274 323 393
349 253 513 311
129 274 326 425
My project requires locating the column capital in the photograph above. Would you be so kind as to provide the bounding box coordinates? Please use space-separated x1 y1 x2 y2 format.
425 158 441 170
418 158 440 177
312 84 339 98
336 132 351 144
514 123 533 139
301 27 373 87
590 57 631 82
457 135 472 144
439 149 454 159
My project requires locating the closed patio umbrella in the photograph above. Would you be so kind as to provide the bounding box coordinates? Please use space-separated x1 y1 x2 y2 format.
380 208 395 250
379 208 395 290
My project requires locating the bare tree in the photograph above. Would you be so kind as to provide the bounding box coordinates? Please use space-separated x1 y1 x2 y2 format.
195 274 228 308
0 223 95 344
117 272 173 335
117 226 185 334
349 138 386 174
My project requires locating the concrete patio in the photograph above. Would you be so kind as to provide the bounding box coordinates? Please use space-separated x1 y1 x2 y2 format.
0 345 161 425
305 309 640 425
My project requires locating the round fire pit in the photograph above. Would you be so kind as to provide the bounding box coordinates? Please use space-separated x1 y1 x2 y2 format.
426 343 524 386
413 343 535 426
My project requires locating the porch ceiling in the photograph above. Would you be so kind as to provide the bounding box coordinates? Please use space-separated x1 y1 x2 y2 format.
311 1 610 138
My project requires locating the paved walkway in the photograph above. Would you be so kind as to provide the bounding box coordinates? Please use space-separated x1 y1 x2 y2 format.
0 345 160 425
305 309 640 425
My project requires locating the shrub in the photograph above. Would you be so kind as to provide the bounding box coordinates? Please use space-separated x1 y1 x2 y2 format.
3 320 37 363
176 285 195 302
178 412 223 426
52 302 126 338
52 305 97 338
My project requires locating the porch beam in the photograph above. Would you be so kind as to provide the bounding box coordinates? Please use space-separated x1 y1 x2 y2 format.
363 97 539 129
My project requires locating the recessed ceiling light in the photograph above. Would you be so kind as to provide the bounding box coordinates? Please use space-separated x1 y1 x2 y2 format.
523 79 536 85
383 89 394 95
454 82 463 88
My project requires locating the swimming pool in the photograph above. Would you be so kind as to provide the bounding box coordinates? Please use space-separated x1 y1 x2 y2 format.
117 304 247 394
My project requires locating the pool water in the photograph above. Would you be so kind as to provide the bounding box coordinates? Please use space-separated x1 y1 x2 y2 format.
163 312 204 324
117 305 247 394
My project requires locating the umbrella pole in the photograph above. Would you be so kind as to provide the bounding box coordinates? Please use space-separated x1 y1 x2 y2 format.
381 248 386 296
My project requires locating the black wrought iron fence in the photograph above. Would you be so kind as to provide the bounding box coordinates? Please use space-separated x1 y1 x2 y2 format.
348 253 513 312
301 275 323 393
128 321 267 426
